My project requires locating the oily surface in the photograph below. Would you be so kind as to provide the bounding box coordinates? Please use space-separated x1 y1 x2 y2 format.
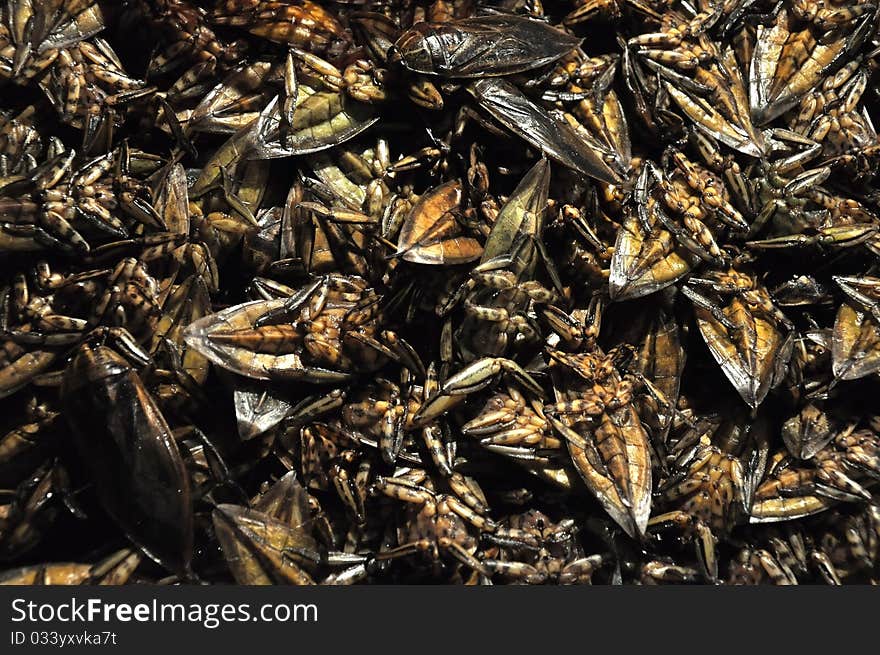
0 1 879 585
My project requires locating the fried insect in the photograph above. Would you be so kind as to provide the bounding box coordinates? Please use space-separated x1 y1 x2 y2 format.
439 158 557 359
184 274 417 382
372 470 495 577
213 471 368 584
0 549 141 585
61 329 193 576
751 8 873 125
482 510 605 584
395 180 483 265
1 0 880 587
683 267 793 409
751 427 880 523
544 304 653 540
393 15 581 78
831 276 880 381
650 435 747 580
210 1 349 55
468 78 624 184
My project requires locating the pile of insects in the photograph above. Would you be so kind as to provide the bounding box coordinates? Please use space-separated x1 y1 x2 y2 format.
1 0 879 585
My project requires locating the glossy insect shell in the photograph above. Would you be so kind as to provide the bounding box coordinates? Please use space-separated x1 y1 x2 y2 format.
394 16 581 78
61 345 194 576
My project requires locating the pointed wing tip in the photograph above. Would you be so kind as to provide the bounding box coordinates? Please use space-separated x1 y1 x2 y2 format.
608 280 648 302
236 420 264 441
736 140 765 159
